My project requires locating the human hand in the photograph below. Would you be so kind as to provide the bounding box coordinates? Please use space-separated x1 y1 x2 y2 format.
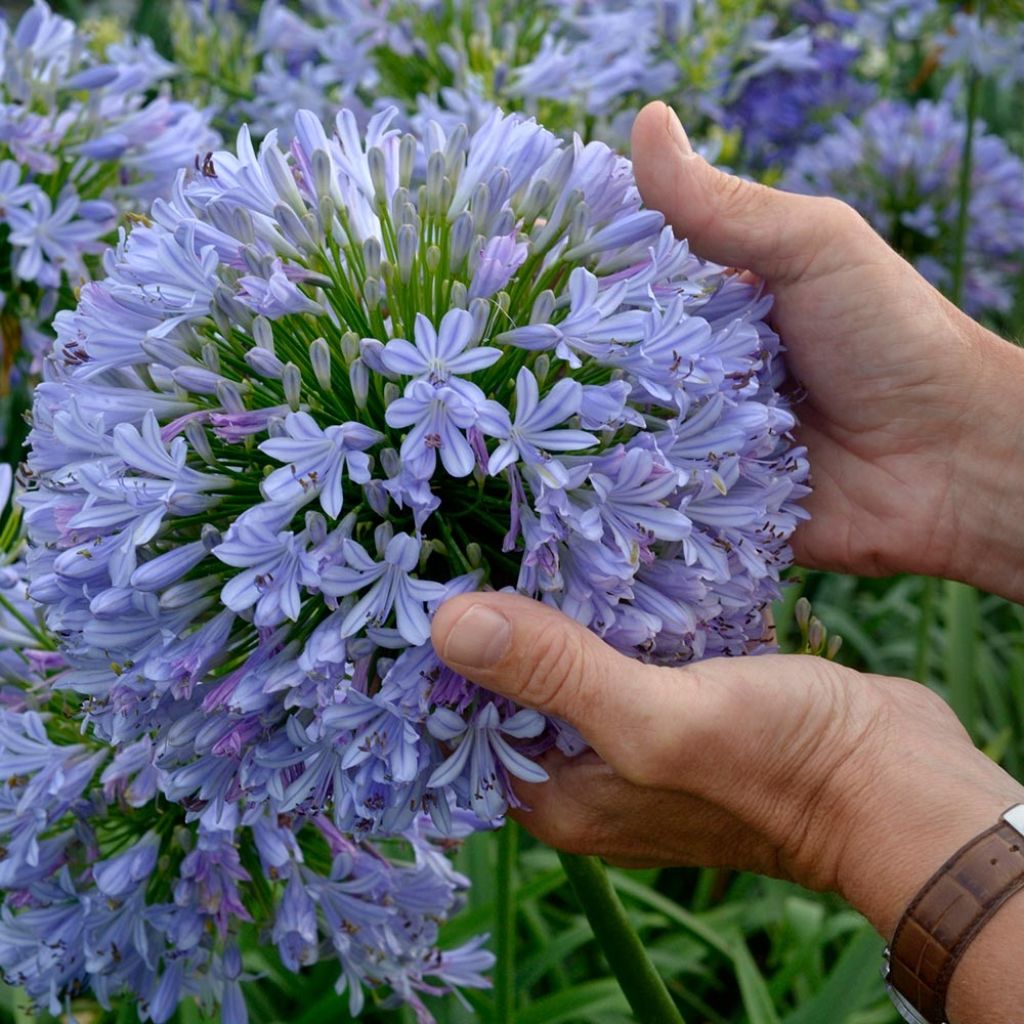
432 593 1024 937
631 102 1024 600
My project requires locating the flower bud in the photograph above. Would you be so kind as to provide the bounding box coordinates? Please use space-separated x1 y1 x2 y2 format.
201 523 223 551
826 634 843 660
340 331 360 364
450 281 468 308
282 363 302 410
530 289 555 325
364 277 382 309
245 346 284 380
349 358 369 409
365 479 389 516
252 315 275 352
368 146 388 203
466 542 482 569
310 337 331 389
306 511 328 546
380 447 401 477
201 342 221 373
383 381 400 408
397 224 418 282
533 354 550 386
444 123 468 175
449 211 474 269
312 148 334 201
568 199 590 249
363 237 382 280
216 381 246 414
425 245 441 273
374 522 394 557
794 596 811 631
185 421 216 466
274 202 316 251
519 177 551 225
399 133 417 188
426 150 446 213
469 298 490 344
807 617 826 654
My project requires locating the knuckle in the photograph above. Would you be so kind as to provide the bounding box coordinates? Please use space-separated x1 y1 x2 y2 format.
519 620 586 712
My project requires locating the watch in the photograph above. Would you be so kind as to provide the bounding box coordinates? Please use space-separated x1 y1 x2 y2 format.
881 803 1024 1024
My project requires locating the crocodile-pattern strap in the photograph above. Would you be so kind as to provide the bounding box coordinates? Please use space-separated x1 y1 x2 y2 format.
887 814 1024 1023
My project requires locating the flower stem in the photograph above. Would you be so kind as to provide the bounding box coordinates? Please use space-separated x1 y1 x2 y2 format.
558 852 686 1024
495 821 518 1024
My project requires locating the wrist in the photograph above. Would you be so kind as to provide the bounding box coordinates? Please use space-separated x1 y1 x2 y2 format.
832 710 1024 939
944 321 1024 601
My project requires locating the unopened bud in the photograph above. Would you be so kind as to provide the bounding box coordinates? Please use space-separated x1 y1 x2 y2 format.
185 421 215 466
201 341 220 373
216 380 245 414
367 146 388 203
450 211 474 269
252 316 274 352
794 596 811 631
310 337 331 389
374 521 394 557
349 358 369 409
466 542 482 569
826 634 843 660
201 523 222 550
245 346 284 379
534 354 550 386
363 237 382 280
425 245 441 273
399 133 417 188
383 381 400 407
312 148 334 200
397 224 418 283
807 617 826 654
450 281 468 309
530 289 555 325
469 297 490 344
282 363 302 410
364 276 382 309
305 511 327 545
340 331 360 364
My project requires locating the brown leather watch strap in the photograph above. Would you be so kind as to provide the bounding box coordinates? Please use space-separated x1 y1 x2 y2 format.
887 812 1024 1023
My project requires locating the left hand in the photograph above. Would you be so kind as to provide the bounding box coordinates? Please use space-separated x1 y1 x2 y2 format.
431 592 1024 939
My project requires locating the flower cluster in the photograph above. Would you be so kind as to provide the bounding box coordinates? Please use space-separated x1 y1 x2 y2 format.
19 105 807 1017
0 0 217 450
782 98 1024 314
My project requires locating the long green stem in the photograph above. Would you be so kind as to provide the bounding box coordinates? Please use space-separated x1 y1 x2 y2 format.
494 822 518 1024
558 852 686 1024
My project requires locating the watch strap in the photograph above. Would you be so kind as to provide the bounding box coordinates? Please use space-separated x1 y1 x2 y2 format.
886 805 1024 1024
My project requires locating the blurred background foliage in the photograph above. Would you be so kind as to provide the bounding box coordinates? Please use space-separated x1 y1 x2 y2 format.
2 0 1024 1021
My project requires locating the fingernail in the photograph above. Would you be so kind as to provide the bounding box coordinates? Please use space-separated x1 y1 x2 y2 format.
442 605 511 668
665 105 694 157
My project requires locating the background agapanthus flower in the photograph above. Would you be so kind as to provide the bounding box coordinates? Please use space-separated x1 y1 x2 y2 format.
781 97 1024 315
0 0 217 456
16 101 808 1019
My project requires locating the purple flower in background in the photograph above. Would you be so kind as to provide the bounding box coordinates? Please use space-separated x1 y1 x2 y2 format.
783 98 1024 315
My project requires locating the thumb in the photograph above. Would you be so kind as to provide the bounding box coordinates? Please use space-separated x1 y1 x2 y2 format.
630 100 850 284
430 592 684 774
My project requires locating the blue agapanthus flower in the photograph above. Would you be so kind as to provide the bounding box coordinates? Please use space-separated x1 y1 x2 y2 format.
782 97 1024 315
20 104 807 1019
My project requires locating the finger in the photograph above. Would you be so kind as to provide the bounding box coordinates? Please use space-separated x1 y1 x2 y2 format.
431 592 682 774
630 100 858 284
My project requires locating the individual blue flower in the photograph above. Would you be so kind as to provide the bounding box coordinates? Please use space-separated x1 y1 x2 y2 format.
321 533 447 646
260 411 382 518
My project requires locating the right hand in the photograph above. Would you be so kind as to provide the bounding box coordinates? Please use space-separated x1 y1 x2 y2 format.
631 101 1024 600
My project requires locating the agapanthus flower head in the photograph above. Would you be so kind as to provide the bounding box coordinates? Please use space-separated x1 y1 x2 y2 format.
782 97 1024 315
20 102 806 1019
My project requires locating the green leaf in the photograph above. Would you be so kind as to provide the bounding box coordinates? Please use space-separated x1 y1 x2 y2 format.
780 927 886 1024
515 980 631 1024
